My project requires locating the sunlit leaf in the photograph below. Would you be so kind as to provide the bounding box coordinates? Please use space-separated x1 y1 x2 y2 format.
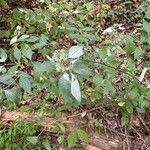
71 73 81 102
67 132 77 149
77 129 88 143
69 45 83 59
27 136 38 145
42 138 51 150
10 35 18 45
0 48 7 62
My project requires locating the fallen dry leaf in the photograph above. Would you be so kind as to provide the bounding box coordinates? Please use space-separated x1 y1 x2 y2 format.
45 21 52 31
86 144 102 150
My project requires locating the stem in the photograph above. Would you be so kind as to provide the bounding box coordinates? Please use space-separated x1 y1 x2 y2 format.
82 58 144 84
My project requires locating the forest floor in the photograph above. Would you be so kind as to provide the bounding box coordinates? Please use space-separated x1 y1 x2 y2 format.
0 0 150 150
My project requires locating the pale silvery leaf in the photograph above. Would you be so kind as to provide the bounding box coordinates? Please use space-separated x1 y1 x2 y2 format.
46 55 54 62
0 48 7 62
69 45 84 59
70 59 77 64
102 27 113 34
62 72 70 81
73 10 81 14
71 73 81 102
10 35 18 45
14 25 21 35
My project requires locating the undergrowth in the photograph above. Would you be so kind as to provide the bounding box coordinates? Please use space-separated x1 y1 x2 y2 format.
0 0 150 149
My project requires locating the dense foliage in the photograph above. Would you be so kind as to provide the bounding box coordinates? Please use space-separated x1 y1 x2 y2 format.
0 0 150 149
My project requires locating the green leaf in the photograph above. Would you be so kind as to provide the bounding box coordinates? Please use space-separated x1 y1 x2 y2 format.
57 135 65 144
145 9 150 19
17 35 30 41
77 129 88 143
141 100 149 109
0 74 14 84
0 0 8 8
125 35 136 54
73 62 91 77
26 36 39 43
93 74 103 87
42 138 51 150
21 44 33 60
4 88 22 102
19 76 31 93
67 132 77 149
0 48 7 62
14 47 22 61
99 48 107 61
134 47 142 60
27 136 38 145
126 103 133 113
121 115 129 126
143 20 150 34
33 61 55 74
59 73 71 101
126 58 136 72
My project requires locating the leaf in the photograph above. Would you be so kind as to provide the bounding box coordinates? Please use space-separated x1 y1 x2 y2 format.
32 42 47 50
0 74 14 84
145 9 150 19
59 73 71 101
27 136 38 145
18 34 30 41
67 132 77 149
93 75 103 87
126 103 133 113
99 48 107 61
118 101 125 107
33 61 55 74
121 115 129 126
57 135 65 144
19 76 31 93
22 44 33 60
143 20 150 34
126 58 136 72
71 73 81 102
42 138 51 150
26 36 39 42
4 88 22 102
141 100 149 109
0 0 8 7
125 35 136 54
0 66 5 73
72 62 91 77
0 48 7 62
13 47 22 61
134 47 142 60
10 35 18 45
69 45 84 59
77 129 88 143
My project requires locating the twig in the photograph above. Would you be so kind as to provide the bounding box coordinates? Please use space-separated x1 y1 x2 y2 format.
66 106 102 119
137 112 150 134
82 59 133 76
125 126 131 150
104 125 134 138
82 58 146 85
